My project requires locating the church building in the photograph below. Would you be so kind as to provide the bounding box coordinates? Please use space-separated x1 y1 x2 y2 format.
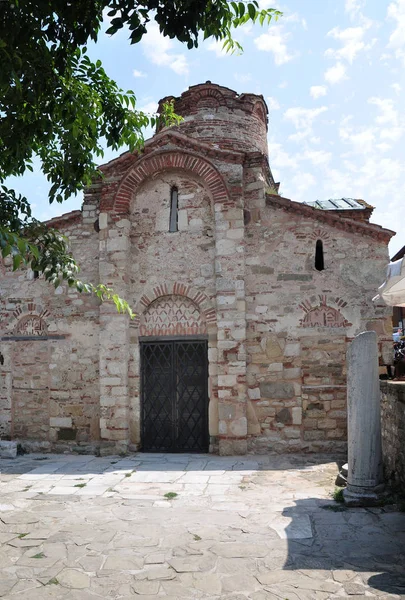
0 82 394 455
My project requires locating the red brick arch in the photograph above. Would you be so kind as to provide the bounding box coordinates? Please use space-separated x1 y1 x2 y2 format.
131 282 216 330
111 150 229 216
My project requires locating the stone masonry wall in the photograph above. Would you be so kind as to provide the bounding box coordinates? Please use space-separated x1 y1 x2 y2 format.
380 381 405 489
0 210 100 451
244 199 392 453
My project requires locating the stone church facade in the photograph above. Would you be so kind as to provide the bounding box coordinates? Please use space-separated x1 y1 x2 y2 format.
0 83 394 455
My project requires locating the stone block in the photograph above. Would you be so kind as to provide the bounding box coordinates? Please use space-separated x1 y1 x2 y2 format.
218 375 237 387
276 408 292 424
284 343 300 356
251 265 275 275
50 417 72 428
0 441 17 458
317 418 337 429
178 209 188 230
229 417 247 437
248 387 260 400
218 404 236 420
292 407 302 425
106 237 127 252
304 430 326 441
284 428 301 439
98 212 108 229
265 334 285 359
219 438 247 455
260 381 295 399
216 239 237 256
268 362 283 372
284 367 301 379
277 273 312 281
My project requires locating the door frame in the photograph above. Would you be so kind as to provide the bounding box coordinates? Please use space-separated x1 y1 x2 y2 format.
139 335 209 452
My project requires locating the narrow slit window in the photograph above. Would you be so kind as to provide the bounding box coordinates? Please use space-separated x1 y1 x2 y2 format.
169 187 178 232
315 239 325 271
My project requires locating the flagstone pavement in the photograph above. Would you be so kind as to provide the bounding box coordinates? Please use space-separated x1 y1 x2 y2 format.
0 452 405 599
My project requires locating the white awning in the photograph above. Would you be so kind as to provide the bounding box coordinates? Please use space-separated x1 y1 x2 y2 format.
373 258 405 307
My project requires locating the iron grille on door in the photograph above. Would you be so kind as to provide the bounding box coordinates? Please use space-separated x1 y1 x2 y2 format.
141 339 209 452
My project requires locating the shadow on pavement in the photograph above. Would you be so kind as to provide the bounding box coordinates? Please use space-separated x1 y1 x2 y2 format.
280 498 405 597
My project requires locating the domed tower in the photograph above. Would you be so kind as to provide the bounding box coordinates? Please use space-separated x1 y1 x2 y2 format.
158 81 269 156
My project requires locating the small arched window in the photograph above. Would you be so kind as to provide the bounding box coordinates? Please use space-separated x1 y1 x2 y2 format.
169 187 178 233
315 239 325 271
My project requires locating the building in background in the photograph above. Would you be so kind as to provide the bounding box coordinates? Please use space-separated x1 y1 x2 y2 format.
391 245 405 332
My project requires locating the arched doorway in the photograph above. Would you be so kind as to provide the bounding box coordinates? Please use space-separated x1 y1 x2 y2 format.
139 295 209 452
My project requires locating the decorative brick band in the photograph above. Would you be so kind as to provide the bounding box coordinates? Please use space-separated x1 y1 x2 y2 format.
2 302 51 337
131 282 216 330
139 295 207 337
299 295 352 328
109 150 229 216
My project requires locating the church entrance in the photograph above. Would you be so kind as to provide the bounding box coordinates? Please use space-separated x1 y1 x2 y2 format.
140 339 209 452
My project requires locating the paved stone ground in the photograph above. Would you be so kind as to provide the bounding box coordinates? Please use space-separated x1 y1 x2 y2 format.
1 453 405 599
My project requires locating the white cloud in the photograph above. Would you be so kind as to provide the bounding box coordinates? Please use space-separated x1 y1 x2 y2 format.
284 106 328 142
345 0 366 19
325 26 374 64
267 96 280 111
267 141 298 170
380 127 404 141
234 73 252 84
310 85 327 99
324 62 348 84
207 39 228 58
376 143 392 152
368 97 398 126
258 0 281 8
140 22 189 75
387 0 405 65
339 116 376 153
302 150 332 165
138 101 158 115
254 27 298 65
291 172 316 198
339 100 404 154
278 81 288 89
133 69 146 78
282 12 308 29
391 82 402 94
368 96 404 142
387 0 405 48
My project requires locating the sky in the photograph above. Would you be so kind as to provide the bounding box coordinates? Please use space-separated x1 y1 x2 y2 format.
9 0 405 257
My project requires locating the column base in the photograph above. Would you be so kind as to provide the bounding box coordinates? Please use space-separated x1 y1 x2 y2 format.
343 483 385 507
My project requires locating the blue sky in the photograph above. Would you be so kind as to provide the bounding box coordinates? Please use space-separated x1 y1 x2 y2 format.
10 0 405 256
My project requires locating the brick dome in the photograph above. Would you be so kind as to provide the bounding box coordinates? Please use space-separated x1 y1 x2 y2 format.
157 82 269 156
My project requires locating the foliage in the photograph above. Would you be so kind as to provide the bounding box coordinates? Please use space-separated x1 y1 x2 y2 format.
332 487 345 503
164 492 178 499
0 1 281 314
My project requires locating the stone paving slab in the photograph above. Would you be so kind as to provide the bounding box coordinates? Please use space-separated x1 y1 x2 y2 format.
1 452 405 599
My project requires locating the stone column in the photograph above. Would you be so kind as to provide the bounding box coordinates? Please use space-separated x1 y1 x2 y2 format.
214 175 247 455
344 331 384 506
98 213 131 455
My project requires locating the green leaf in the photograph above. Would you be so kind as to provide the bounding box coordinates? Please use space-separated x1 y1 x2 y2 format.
13 254 22 270
248 4 256 20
